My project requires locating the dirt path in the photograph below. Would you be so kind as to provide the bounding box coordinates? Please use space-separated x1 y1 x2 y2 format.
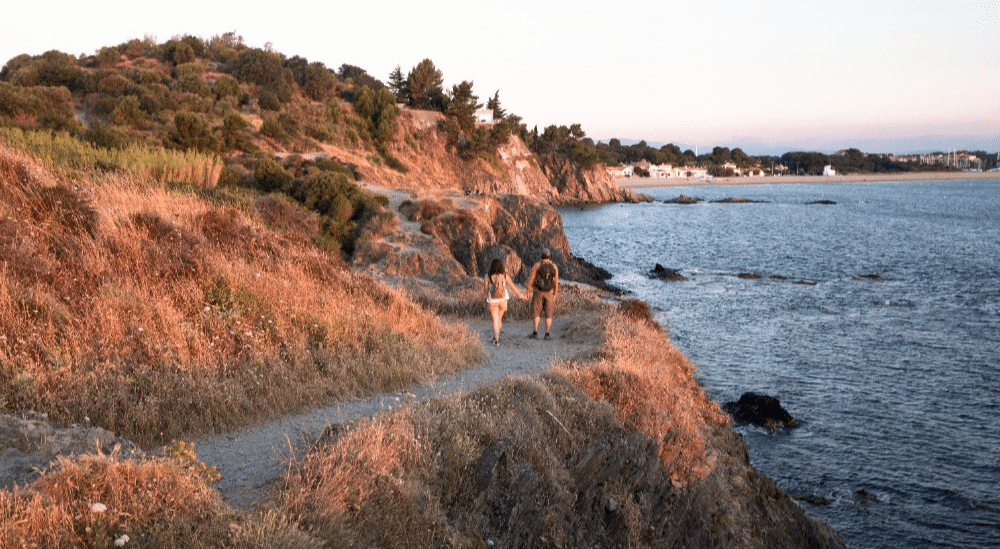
193 313 597 509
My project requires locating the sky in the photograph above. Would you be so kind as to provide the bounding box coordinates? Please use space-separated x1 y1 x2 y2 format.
3 0 998 155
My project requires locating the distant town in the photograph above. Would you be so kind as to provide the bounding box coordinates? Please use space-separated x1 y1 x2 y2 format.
606 148 998 180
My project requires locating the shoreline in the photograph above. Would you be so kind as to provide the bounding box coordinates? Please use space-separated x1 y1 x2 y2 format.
617 170 1000 189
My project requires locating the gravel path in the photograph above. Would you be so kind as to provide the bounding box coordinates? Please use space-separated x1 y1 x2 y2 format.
193 313 597 509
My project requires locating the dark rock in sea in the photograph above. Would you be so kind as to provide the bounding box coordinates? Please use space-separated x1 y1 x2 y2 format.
769 275 788 280
710 197 769 204
806 200 837 205
650 263 687 281
855 274 883 281
854 489 877 503
664 194 702 204
796 494 832 506
792 279 818 286
722 392 799 431
738 272 763 280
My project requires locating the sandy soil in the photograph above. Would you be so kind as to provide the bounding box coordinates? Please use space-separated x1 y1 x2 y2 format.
617 170 999 189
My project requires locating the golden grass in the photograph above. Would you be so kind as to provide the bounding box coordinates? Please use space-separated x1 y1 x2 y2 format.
0 446 323 549
558 304 729 486
0 143 485 446
274 308 730 547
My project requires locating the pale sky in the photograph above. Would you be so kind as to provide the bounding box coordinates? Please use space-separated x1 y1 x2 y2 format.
3 0 998 154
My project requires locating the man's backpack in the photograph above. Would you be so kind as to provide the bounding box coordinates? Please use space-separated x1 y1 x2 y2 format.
534 262 556 292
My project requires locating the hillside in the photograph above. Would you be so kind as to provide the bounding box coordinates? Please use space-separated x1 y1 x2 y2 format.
1 36 843 549
0 35 647 205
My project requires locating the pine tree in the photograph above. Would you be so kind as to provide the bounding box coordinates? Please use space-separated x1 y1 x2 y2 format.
388 65 406 102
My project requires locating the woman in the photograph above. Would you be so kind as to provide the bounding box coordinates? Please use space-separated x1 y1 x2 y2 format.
484 258 525 346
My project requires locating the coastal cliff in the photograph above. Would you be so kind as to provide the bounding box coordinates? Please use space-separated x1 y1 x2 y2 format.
0 127 844 548
323 107 650 206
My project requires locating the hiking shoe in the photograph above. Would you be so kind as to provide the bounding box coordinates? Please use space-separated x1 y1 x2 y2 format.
529 331 538 339
544 332 551 340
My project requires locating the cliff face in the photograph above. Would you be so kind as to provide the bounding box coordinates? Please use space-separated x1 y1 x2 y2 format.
537 151 649 205
353 186 611 289
339 108 649 206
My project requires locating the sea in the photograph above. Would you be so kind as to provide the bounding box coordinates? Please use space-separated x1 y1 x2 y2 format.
558 178 1000 549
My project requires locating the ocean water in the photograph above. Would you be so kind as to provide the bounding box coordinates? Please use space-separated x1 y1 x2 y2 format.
558 179 1000 549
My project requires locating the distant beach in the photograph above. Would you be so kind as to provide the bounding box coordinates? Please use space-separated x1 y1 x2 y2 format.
617 171 999 189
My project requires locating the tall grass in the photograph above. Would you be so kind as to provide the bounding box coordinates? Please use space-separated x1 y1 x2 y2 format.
276 308 730 547
0 142 485 446
561 304 729 486
0 127 222 188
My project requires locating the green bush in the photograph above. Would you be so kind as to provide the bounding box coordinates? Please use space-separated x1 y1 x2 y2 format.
217 163 247 187
162 112 219 153
110 95 146 127
82 120 128 150
253 156 293 193
257 88 282 111
175 75 212 97
213 74 244 101
93 71 132 95
174 61 203 80
219 111 256 153
259 115 289 142
0 82 78 131
5 50 85 90
289 170 386 256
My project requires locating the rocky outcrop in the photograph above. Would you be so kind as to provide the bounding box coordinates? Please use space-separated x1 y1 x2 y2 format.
723 392 799 431
537 152 652 205
356 187 614 288
665 194 702 204
650 263 687 281
1 411 140 489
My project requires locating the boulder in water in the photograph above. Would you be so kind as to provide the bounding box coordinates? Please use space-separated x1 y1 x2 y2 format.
664 194 702 204
722 392 798 431
650 263 687 281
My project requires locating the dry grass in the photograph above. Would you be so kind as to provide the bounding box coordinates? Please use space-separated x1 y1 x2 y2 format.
0 447 323 549
0 143 485 446
273 308 731 547
559 303 729 486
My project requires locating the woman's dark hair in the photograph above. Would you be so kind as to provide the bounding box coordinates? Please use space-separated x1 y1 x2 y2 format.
488 258 505 276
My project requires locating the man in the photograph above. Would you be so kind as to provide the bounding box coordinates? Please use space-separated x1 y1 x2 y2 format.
525 248 559 340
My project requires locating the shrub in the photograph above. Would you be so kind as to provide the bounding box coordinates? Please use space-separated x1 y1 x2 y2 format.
219 111 256 153
81 120 128 150
253 156 293 192
93 71 131 95
162 112 219 153
174 74 212 97
217 163 247 187
259 115 289 142
258 88 282 111
213 73 244 101
173 61 202 79
109 95 146 127
0 82 78 131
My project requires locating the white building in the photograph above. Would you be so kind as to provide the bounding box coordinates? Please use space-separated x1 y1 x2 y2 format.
474 108 494 125
823 165 837 176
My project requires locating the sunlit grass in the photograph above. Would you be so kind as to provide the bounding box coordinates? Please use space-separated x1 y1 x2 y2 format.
0 142 484 446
